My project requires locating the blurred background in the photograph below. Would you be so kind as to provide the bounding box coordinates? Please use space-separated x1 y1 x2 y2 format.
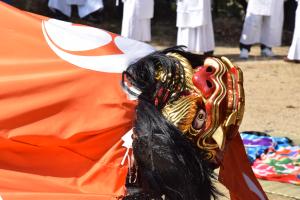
8 0 297 47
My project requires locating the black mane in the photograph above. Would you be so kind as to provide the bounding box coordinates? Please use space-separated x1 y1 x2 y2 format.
122 47 219 200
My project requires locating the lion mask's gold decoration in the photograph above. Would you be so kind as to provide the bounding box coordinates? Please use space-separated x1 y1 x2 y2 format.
159 53 245 163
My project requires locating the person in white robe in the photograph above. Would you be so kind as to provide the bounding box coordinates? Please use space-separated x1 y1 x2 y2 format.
176 0 215 55
48 0 104 19
239 0 285 59
121 0 154 42
286 0 300 63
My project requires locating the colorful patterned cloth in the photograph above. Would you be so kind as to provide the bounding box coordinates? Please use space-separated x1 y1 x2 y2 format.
241 132 275 163
241 132 300 185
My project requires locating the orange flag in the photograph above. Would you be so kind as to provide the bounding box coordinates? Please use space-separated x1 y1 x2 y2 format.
0 2 154 200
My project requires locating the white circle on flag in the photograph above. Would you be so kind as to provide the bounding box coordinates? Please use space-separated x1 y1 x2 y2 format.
42 19 155 73
43 19 112 51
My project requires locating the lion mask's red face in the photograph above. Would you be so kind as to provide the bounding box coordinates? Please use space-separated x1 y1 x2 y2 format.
161 53 245 164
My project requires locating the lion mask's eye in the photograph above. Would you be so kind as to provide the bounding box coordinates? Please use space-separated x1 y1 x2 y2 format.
192 109 206 130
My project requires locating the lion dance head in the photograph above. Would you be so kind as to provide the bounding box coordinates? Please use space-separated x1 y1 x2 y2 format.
122 47 245 200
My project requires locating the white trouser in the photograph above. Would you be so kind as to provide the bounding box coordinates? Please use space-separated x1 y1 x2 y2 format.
240 4 283 47
177 24 215 53
121 0 153 42
288 3 300 60
121 18 151 42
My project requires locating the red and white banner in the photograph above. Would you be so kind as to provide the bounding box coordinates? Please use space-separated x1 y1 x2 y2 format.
0 2 154 199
